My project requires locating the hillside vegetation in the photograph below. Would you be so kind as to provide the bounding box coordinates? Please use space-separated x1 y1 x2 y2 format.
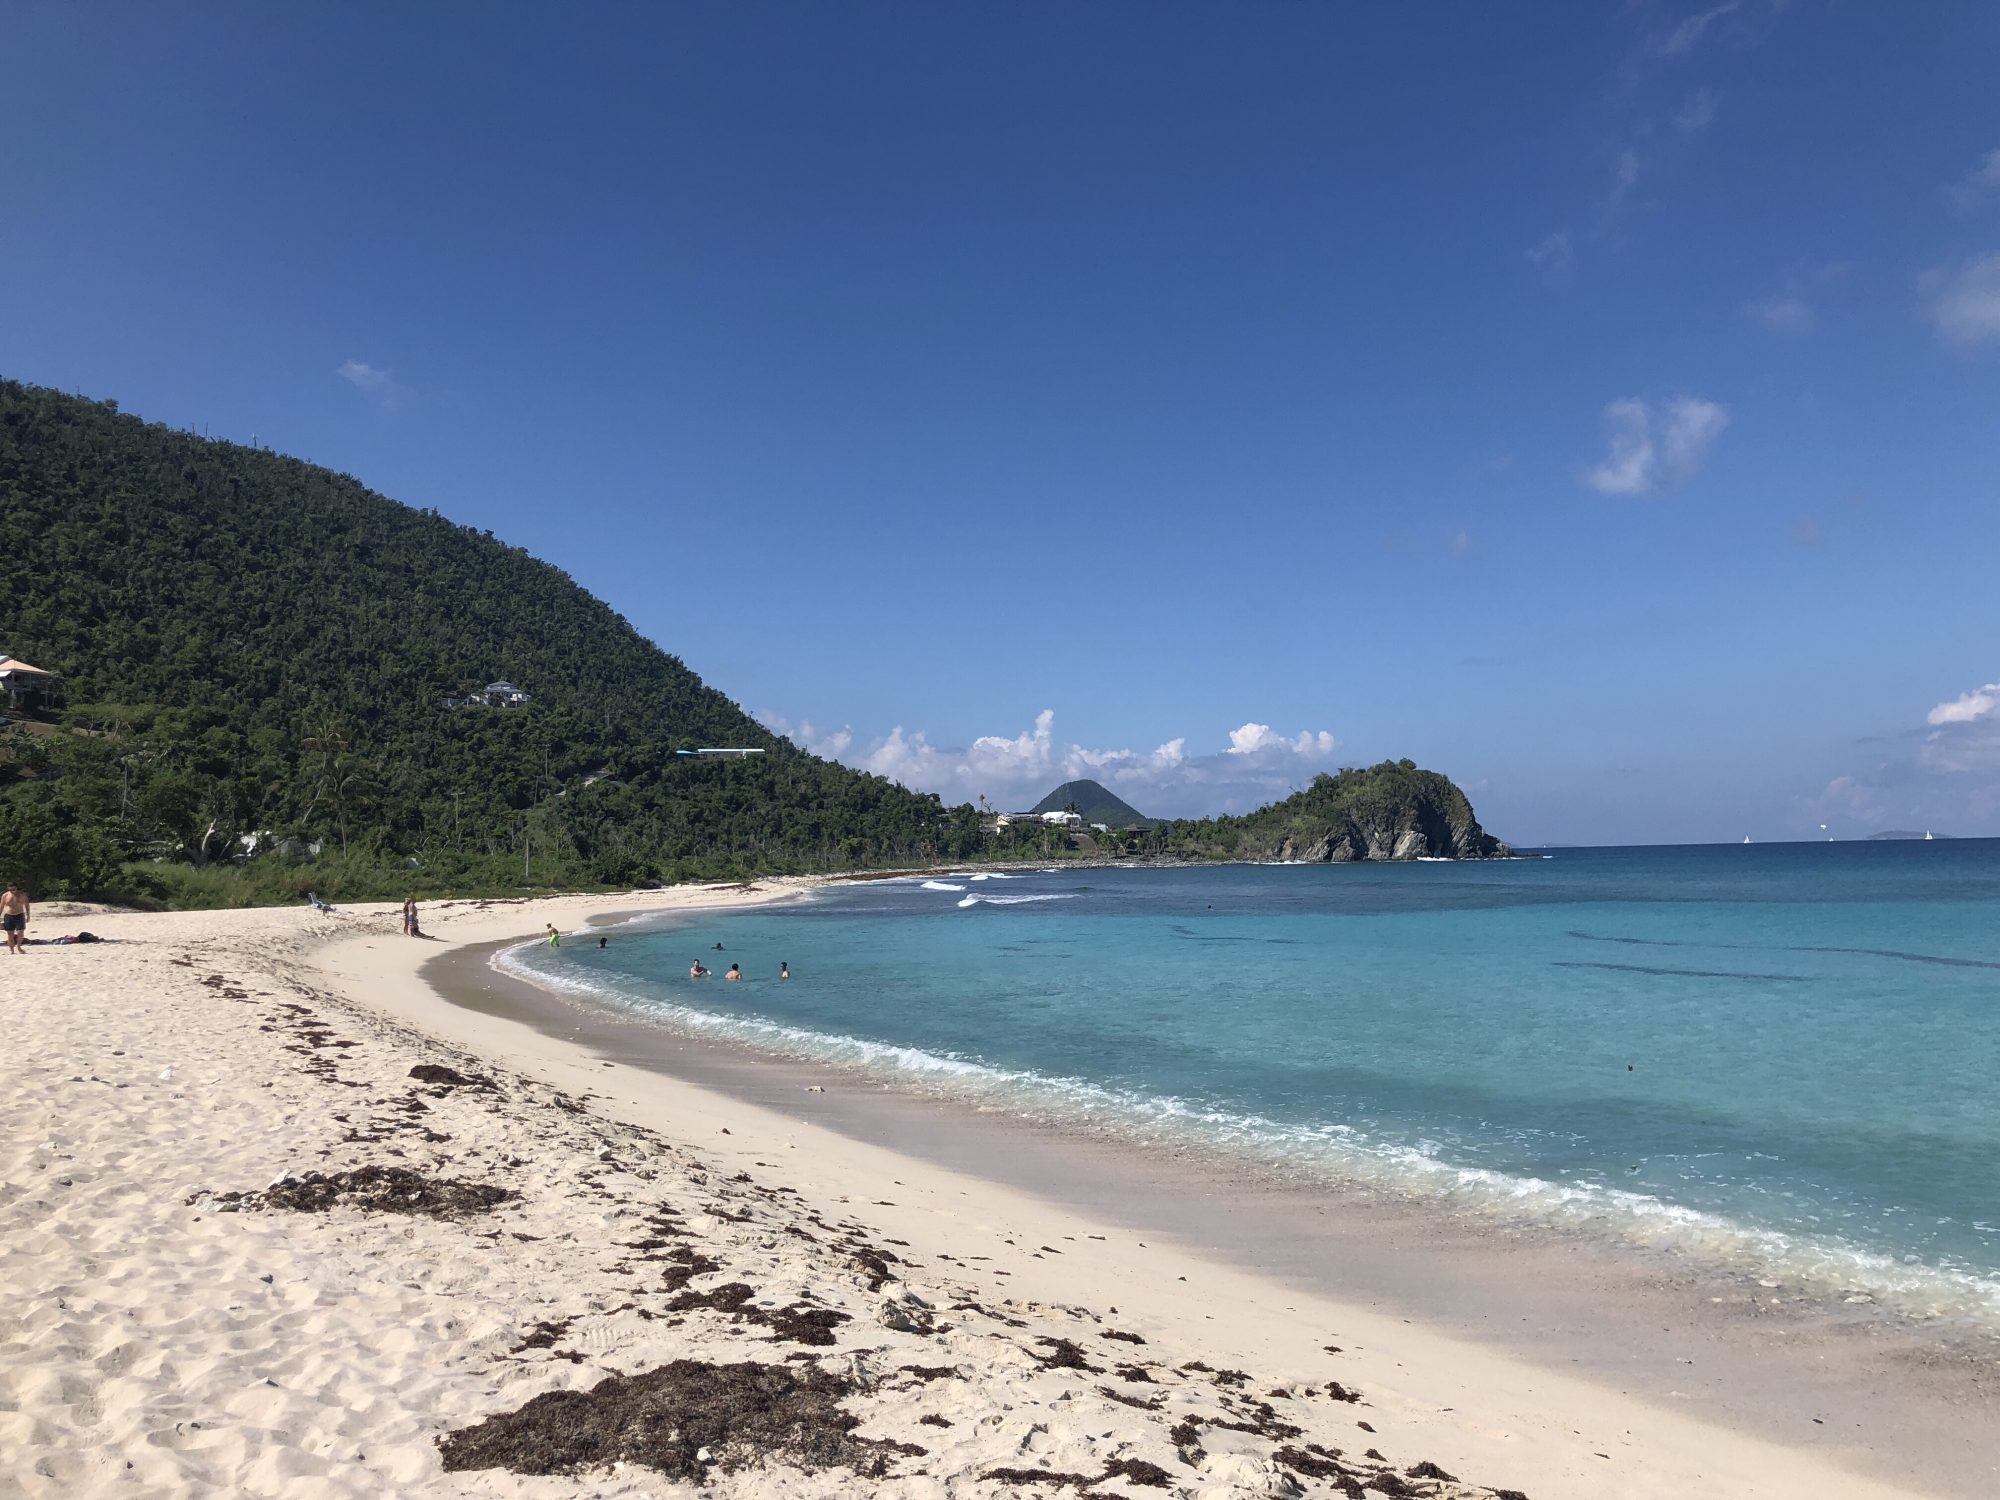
0 382 1506 904
0 381 986 901
1152 761 1509 862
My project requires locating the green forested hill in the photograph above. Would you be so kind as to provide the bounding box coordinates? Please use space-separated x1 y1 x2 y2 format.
0 382 1507 903
1153 760 1510 862
0 380 980 898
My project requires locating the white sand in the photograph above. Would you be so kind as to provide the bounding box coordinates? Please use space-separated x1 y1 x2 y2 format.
0 888 1953 1498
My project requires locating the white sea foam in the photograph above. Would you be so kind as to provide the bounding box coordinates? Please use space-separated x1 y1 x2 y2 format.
921 880 967 892
956 893 1076 908
493 937 2000 1331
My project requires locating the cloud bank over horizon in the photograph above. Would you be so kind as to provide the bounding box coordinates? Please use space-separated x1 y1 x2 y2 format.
757 708 1348 818
1807 678 2000 834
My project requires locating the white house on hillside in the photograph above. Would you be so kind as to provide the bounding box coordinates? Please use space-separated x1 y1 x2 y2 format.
439 680 533 710
0 654 58 712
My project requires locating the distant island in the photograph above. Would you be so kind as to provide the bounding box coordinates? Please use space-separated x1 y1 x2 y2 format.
1027 779 1154 829
1152 760 1510 863
1867 830 1952 841
0 381 1511 903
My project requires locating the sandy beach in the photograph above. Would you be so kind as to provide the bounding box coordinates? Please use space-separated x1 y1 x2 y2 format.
3 885 1988 1498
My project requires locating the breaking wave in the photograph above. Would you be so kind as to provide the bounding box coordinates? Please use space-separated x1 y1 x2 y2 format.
956 893 1077 908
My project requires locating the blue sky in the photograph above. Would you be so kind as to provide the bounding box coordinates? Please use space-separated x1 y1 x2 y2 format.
5 1 1999 842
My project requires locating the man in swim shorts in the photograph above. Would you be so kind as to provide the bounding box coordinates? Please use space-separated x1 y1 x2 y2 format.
1 883 26 954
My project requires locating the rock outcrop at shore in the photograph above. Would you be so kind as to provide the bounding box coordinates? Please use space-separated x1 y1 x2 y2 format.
1174 760 1510 863
1270 794 1508 863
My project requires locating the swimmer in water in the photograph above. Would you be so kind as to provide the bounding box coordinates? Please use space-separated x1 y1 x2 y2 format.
690 960 709 978
779 961 790 980
598 935 608 949
726 963 742 981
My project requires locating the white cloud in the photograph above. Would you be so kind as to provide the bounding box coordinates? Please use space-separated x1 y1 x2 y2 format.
1226 723 1339 758
1526 231 1574 276
1812 773 1884 821
1928 683 2000 727
1745 295 1814 334
1673 88 1719 137
1227 723 1275 754
1922 681 2000 776
1583 395 1729 496
1920 253 2000 346
336 359 412 408
1654 0 1743 57
1813 680 2000 834
338 360 391 390
1744 263 1849 337
762 709 1347 817
756 712 854 758
1607 149 1641 211
1945 147 2000 215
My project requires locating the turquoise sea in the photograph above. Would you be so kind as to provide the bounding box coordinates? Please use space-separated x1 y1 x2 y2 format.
504 842 2000 1330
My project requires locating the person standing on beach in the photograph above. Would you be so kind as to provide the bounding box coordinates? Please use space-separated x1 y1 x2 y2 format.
402 897 417 936
1 883 27 954
545 923 560 949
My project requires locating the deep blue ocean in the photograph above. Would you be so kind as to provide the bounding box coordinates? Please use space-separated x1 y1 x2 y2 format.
504 842 2000 1327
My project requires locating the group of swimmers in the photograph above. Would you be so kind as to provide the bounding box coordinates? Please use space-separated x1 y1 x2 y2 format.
689 952 790 982
534 922 790 982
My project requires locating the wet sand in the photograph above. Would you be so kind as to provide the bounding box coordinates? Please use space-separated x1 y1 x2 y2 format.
418 911 1999 1498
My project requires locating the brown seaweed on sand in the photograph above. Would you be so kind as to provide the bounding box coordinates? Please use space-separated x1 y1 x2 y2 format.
408 1062 495 1090
438 1359 913 1479
980 1457 1174 1492
657 1246 723 1291
251 1165 515 1219
664 1280 852 1346
1031 1337 1104 1373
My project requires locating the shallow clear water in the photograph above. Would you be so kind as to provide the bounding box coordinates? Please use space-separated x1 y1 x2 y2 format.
505 843 2000 1327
